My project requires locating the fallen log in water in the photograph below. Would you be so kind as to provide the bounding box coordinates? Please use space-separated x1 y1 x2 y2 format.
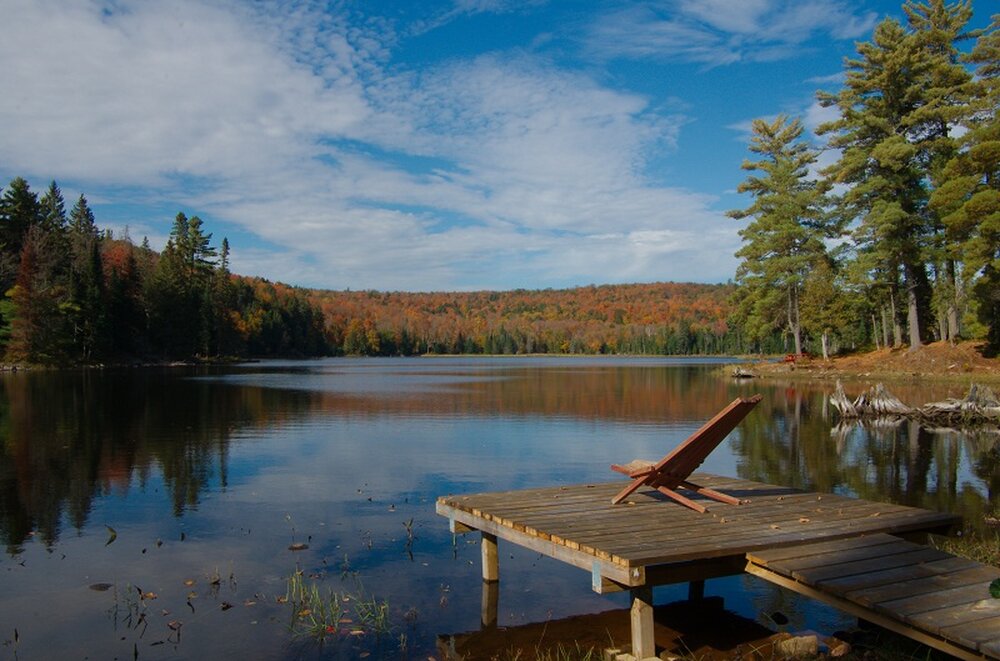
830 382 1000 427
917 383 1000 425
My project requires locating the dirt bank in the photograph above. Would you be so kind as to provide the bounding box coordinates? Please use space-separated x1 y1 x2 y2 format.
744 341 1000 383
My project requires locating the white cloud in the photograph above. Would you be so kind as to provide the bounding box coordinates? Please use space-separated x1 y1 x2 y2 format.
0 0 370 186
583 0 877 66
0 0 740 291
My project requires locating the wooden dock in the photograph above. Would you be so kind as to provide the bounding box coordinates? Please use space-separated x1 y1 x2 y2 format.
747 534 1000 661
437 473 965 659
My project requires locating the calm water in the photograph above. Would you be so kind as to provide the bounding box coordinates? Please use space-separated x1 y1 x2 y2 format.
0 358 996 659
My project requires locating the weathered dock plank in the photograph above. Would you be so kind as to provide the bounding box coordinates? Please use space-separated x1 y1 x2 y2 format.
746 533 1000 660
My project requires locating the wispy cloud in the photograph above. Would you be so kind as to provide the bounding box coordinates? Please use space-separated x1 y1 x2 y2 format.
0 0 741 291
583 0 877 66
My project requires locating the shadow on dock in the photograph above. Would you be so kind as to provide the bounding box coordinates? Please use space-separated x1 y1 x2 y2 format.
437 596 779 660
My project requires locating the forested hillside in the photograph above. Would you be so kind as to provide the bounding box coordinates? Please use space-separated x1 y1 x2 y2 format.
0 177 328 364
309 283 738 356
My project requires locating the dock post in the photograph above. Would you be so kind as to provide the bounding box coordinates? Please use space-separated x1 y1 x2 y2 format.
481 532 500 629
481 532 499 581
481 579 499 629
630 585 655 660
687 579 705 601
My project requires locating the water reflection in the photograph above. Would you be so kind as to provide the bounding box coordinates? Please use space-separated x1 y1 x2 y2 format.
0 368 318 553
732 382 998 534
0 359 995 658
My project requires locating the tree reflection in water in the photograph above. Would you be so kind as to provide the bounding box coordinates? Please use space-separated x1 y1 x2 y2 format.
0 367 317 553
732 384 998 534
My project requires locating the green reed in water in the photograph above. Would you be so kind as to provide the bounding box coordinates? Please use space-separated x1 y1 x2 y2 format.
283 570 391 640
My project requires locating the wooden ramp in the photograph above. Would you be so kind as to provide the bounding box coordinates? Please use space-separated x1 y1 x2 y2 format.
746 534 1000 660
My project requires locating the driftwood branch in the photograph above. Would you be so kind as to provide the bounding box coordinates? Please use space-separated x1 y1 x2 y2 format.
830 381 1000 427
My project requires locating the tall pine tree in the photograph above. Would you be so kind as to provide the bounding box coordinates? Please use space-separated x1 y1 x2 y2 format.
728 115 831 355
931 13 1000 351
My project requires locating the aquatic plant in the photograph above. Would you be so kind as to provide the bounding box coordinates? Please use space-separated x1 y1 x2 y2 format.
283 571 392 642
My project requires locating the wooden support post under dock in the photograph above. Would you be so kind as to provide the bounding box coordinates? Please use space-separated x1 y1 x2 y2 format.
481 532 499 582
630 586 655 660
481 579 499 629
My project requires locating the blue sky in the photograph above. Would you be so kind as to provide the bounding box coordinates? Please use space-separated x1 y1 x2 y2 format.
1 0 993 291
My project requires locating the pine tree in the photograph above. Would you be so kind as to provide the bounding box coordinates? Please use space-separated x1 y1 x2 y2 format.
818 2 977 351
0 177 41 291
818 18 931 350
905 0 977 342
930 14 1000 351
728 115 831 355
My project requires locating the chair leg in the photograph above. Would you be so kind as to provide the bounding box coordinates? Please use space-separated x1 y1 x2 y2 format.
678 480 742 506
611 476 647 505
656 486 708 513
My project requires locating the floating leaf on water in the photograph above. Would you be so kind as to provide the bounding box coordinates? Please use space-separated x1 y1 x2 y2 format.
187 591 197 599
350 629 365 636
288 543 309 551
167 620 182 631
89 583 114 592
990 579 1000 599
360 652 370 658
276 596 288 604
298 609 312 617
243 599 256 607
105 525 117 547
183 579 195 587
142 592 158 600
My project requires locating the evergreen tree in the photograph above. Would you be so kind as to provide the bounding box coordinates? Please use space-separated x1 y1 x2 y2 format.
931 14 1000 351
0 177 41 291
728 115 831 355
905 0 977 342
818 18 929 350
64 194 106 360
69 194 98 239
818 2 976 351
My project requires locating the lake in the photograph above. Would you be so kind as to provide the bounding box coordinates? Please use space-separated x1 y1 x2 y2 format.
0 357 996 658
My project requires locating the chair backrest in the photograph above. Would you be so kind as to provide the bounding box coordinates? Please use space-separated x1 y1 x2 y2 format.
651 394 762 484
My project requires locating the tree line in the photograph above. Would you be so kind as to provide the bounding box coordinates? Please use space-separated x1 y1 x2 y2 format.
730 0 1000 359
0 177 328 364
309 283 742 356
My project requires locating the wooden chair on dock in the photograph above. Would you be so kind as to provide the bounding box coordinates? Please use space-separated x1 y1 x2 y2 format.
611 395 762 512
